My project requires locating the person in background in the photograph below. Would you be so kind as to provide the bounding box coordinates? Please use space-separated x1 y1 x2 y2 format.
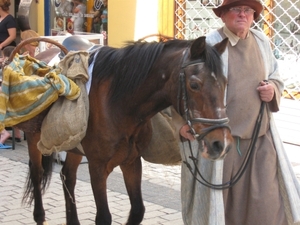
20 29 40 57
91 0 107 44
6 29 41 142
71 0 86 32
0 0 16 50
92 0 107 33
0 69 11 149
100 0 108 33
1 46 23 143
178 0 300 225
92 4 102 33
0 108 11 148
0 45 14 148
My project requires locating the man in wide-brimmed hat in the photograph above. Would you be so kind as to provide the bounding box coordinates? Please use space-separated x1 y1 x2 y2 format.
179 0 300 225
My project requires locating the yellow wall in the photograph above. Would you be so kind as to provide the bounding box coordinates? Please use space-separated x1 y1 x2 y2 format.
109 0 137 47
158 0 174 37
109 0 174 47
37 1 45 35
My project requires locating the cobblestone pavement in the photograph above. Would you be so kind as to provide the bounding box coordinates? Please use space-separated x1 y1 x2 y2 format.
0 140 299 225
0 141 182 225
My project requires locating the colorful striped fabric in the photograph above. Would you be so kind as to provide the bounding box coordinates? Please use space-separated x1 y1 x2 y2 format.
0 53 80 131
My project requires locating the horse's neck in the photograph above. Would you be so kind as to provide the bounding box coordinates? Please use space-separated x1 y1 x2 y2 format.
130 69 179 121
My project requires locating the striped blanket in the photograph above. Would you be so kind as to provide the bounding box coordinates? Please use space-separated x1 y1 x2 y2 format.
0 53 80 131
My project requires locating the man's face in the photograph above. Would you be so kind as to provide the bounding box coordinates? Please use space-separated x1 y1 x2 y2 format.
220 5 255 36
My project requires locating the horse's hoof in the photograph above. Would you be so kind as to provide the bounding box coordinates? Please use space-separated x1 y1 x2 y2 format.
42 222 49 225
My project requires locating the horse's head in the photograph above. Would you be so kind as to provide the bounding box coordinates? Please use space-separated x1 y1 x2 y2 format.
178 36 233 160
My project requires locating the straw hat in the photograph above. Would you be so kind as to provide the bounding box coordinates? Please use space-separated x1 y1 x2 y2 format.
213 0 263 20
20 30 40 47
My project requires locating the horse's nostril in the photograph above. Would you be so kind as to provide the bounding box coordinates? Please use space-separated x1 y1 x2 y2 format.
212 141 224 153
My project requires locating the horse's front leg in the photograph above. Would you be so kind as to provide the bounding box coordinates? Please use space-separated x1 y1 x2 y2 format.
120 157 145 225
61 152 83 225
88 160 111 225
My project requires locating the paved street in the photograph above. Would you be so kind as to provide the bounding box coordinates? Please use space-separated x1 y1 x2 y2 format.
0 138 299 225
0 140 183 225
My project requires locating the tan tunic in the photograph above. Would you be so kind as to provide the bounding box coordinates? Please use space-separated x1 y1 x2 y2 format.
222 31 287 225
226 32 268 138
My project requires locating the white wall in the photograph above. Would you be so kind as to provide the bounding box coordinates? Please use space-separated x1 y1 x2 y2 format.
134 0 159 40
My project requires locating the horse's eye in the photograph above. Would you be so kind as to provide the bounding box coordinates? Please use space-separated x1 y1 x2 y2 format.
190 82 200 90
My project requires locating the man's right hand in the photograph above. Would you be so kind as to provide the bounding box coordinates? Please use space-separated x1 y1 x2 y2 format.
180 124 195 141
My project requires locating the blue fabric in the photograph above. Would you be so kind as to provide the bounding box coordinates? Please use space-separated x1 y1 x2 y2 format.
0 143 11 149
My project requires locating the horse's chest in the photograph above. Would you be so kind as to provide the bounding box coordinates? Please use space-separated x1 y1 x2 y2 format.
110 141 140 166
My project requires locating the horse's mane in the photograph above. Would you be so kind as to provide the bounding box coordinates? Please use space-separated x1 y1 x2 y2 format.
89 38 223 103
90 41 166 103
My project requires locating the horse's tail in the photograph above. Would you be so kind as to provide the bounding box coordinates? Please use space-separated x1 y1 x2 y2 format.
22 153 55 206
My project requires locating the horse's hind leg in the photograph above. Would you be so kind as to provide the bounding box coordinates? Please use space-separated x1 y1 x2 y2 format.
120 157 145 225
61 152 83 225
24 132 52 225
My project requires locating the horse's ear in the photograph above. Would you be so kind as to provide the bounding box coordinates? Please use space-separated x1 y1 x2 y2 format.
213 37 229 55
190 36 206 59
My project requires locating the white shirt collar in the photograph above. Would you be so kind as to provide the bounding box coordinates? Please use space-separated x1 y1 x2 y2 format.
223 25 250 46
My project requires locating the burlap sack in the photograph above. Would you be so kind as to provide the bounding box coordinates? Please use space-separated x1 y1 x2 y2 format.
37 51 89 155
141 108 182 165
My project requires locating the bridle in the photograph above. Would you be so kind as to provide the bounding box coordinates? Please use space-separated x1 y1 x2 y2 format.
177 49 231 142
177 49 265 189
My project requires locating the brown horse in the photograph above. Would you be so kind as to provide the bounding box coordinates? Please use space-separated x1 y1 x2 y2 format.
14 36 233 225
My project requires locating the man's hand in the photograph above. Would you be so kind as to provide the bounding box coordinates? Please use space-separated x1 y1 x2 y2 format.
257 80 274 102
180 124 195 141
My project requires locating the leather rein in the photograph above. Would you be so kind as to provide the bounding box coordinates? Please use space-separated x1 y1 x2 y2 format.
177 52 266 189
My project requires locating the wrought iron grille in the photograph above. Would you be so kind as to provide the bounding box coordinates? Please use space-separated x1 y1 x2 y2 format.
174 0 300 100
